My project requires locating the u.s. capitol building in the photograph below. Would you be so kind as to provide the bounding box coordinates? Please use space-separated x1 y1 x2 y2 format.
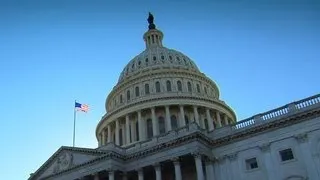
29 14 320 180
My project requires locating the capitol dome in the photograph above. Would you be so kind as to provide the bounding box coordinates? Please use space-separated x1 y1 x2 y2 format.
96 13 236 147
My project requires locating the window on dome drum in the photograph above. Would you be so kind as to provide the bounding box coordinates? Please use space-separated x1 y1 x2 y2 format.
204 119 209 130
196 84 201 93
166 80 172 92
187 82 192 92
127 90 130 101
132 63 135 69
204 86 207 94
145 58 149 65
145 84 150 95
169 55 172 61
152 35 155 43
120 94 123 103
156 81 161 93
161 55 164 60
153 56 156 61
138 61 141 65
146 118 153 139
177 81 182 91
185 115 189 125
246 158 259 170
136 121 139 141
279 148 294 162
135 86 140 97
159 116 166 134
171 115 178 130
119 129 123 146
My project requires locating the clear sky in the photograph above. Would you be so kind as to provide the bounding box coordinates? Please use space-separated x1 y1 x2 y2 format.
0 0 319 179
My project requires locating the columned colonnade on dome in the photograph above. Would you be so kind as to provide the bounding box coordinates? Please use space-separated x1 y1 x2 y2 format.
98 104 233 147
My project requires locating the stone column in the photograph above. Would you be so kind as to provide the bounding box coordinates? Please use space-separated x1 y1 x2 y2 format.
179 105 186 126
224 114 228 126
109 171 115 180
259 143 277 180
138 168 144 180
151 107 159 136
93 173 99 180
154 163 162 180
216 112 222 127
205 158 215 180
107 124 111 143
228 153 239 180
295 133 319 180
115 120 120 145
101 129 106 146
206 108 214 131
193 153 204 180
193 106 200 125
173 158 182 180
165 106 172 131
126 115 130 145
131 120 136 142
138 111 144 141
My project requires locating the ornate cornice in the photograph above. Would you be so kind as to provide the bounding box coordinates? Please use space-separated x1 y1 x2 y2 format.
294 133 308 143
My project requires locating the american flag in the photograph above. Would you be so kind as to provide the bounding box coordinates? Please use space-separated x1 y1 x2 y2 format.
75 102 89 113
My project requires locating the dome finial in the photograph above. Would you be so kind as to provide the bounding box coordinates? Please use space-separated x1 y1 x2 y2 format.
147 12 156 30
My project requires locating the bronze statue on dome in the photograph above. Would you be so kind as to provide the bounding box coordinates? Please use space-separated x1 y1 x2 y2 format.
147 12 156 30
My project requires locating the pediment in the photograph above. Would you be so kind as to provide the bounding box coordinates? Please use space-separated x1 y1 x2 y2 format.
30 146 106 180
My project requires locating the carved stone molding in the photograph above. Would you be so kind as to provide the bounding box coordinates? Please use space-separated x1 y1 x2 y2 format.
227 153 238 161
295 133 308 143
259 143 271 152
52 152 73 174
191 151 202 159
171 157 180 164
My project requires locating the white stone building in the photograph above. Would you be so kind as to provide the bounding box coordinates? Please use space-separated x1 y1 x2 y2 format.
29 14 320 180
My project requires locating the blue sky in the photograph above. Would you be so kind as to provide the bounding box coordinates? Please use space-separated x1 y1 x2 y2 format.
0 0 319 179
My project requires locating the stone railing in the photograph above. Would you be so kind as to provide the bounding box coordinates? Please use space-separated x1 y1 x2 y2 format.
232 94 320 130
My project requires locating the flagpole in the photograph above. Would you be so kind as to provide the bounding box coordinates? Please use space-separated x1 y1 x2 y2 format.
73 100 77 147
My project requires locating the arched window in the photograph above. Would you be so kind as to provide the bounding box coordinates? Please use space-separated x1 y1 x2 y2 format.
204 86 207 94
166 80 172 92
196 84 201 93
145 83 150 95
187 82 192 92
204 119 209 130
120 94 123 103
127 90 130 101
119 129 123 146
159 116 166 134
135 86 140 97
136 121 139 141
171 115 178 130
177 81 182 91
146 118 153 139
185 115 189 125
155 81 161 93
